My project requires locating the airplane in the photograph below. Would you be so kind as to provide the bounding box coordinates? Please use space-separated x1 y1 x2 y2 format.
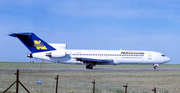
9 33 170 69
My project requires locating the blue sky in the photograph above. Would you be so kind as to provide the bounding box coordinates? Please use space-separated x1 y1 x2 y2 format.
0 0 180 64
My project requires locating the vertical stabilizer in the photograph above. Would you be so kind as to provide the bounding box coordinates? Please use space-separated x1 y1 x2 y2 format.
9 33 56 53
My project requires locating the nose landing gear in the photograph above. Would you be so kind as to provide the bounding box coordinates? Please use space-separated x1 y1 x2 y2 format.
153 64 159 69
154 66 158 69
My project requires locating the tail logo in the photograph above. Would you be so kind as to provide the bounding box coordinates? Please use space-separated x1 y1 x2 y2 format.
34 40 47 50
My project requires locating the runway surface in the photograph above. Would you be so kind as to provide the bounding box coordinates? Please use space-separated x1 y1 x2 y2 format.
0 68 180 71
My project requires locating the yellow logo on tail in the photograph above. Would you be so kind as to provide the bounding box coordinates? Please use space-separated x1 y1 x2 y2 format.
34 40 47 50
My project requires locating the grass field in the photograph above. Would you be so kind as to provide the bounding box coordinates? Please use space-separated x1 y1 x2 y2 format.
0 62 180 93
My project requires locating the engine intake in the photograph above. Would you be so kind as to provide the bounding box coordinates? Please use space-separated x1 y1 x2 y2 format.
27 53 33 58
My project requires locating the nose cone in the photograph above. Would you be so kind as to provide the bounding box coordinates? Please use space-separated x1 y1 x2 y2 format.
165 57 171 62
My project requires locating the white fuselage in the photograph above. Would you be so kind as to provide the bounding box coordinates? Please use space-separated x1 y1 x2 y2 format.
31 49 170 65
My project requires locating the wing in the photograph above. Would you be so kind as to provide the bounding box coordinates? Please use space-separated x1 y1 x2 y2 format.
75 58 113 63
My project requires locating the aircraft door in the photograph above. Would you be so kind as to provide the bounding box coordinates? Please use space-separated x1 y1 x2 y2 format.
148 53 152 60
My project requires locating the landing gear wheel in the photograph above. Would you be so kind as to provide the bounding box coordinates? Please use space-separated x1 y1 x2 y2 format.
86 65 93 69
154 66 158 69
86 65 89 69
89 65 93 69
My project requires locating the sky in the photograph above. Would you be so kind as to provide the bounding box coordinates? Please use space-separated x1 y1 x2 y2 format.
0 0 180 64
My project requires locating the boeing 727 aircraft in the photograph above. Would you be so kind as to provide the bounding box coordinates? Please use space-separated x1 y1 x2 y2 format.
9 33 170 69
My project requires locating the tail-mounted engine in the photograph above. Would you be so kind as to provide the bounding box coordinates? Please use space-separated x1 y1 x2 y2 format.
27 53 33 58
46 52 66 58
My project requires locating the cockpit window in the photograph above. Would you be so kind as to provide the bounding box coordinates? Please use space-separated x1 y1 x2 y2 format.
162 55 166 57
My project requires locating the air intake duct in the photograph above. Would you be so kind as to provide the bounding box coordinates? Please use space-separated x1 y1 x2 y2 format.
27 53 33 58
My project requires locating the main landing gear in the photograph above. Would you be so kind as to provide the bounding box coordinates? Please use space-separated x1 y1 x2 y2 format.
86 65 93 69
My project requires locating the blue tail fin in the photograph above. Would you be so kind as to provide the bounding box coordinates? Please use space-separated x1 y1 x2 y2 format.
9 33 56 53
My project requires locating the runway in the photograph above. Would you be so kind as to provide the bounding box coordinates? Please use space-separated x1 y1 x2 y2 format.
0 68 180 71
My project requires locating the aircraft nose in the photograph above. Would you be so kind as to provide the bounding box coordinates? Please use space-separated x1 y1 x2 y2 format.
165 57 171 62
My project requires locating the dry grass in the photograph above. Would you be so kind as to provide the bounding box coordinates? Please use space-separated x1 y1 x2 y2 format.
0 62 180 93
